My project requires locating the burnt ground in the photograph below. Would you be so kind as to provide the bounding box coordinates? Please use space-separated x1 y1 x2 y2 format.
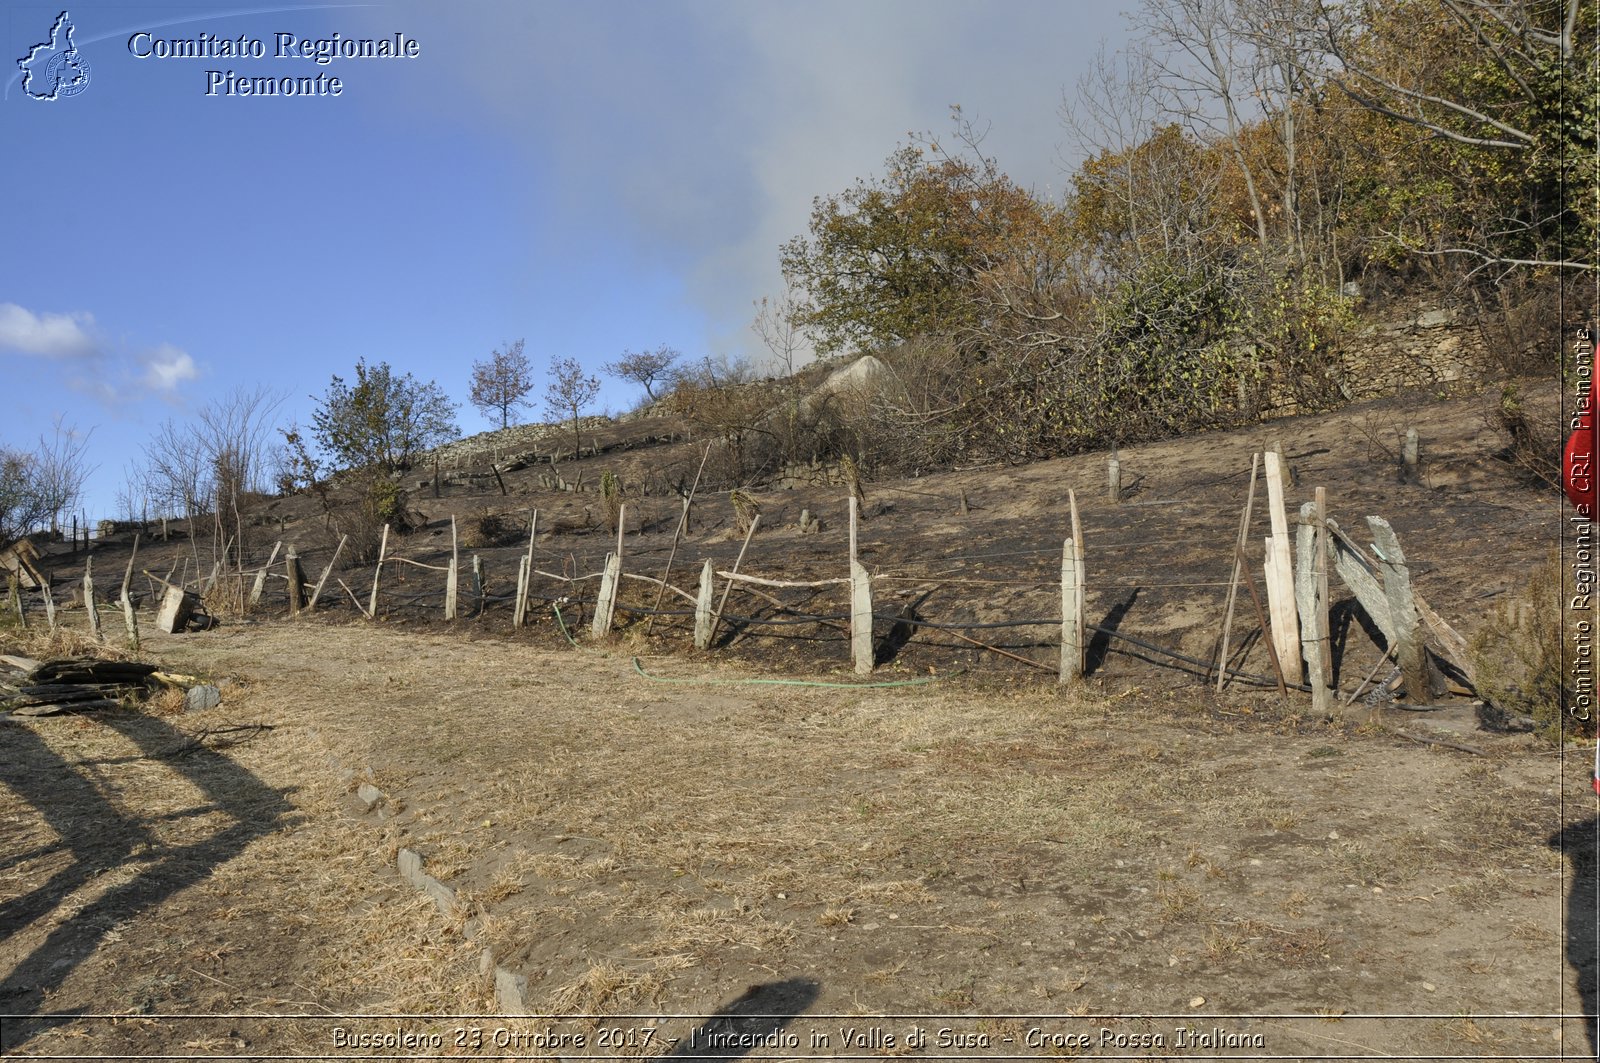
2 378 1596 1060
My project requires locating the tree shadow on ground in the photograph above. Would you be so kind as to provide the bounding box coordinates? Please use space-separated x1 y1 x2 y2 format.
659 978 820 1060
1550 817 1597 1056
0 712 293 1052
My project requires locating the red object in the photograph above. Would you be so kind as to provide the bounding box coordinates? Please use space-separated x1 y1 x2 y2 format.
1566 331 1600 515
1565 408 1595 514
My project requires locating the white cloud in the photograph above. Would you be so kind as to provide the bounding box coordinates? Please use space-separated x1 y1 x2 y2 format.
142 344 197 392
0 302 98 359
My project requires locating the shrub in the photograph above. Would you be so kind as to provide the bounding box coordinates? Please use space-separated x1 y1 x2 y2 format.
1469 555 1588 741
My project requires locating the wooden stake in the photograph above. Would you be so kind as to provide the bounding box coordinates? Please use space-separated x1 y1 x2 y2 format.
472 554 484 616
1261 451 1302 684
591 552 621 637
307 535 348 612
645 443 710 636
514 511 539 629
850 559 873 674
849 495 859 566
9 573 23 630
445 516 459 620
709 514 759 648
83 557 101 642
285 546 305 617
1108 456 1121 503
368 523 389 619
1215 453 1260 692
694 558 715 650
1060 538 1084 684
1295 501 1332 716
1238 544 1290 707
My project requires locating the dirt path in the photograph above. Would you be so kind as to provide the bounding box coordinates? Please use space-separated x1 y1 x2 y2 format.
2 621 1594 1059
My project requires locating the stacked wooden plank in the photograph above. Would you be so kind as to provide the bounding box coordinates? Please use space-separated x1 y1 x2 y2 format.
0 655 160 716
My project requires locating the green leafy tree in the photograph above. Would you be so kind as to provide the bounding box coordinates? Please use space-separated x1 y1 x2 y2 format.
312 359 459 472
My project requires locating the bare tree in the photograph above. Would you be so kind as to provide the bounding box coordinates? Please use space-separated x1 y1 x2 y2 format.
750 283 808 377
543 357 601 457
602 345 681 402
194 386 285 568
25 416 97 534
0 449 50 548
469 339 535 429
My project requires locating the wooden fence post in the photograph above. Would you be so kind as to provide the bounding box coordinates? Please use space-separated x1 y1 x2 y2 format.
694 559 715 650
592 553 621 637
1294 500 1332 715
850 559 873 675
250 541 282 607
9 573 23 630
445 516 459 620
1262 450 1302 685
1060 537 1084 684
1367 516 1428 699
368 524 389 619
285 546 305 617
307 534 348 612
83 556 101 642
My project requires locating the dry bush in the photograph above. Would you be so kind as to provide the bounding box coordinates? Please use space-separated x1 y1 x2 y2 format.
599 471 623 533
1486 383 1561 492
466 512 524 549
1468 555 1583 740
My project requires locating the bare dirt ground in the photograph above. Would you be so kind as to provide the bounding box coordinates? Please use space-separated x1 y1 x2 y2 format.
2 618 1596 1060
3 380 1596 1060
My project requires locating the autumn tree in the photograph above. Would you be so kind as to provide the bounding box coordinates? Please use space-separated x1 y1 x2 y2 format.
1317 0 1598 275
602 345 680 402
469 340 535 429
780 123 1067 357
543 357 601 457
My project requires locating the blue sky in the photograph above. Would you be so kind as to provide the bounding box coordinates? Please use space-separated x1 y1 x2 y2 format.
1 1 1128 520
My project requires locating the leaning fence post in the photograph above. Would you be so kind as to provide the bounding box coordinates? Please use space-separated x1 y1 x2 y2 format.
514 510 538 629
307 535 347 612
592 552 621 637
120 534 141 651
40 573 56 632
250 541 282 607
1215 453 1260 691
709 514 759 648
368 523 389 619
1368 516 1428 699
